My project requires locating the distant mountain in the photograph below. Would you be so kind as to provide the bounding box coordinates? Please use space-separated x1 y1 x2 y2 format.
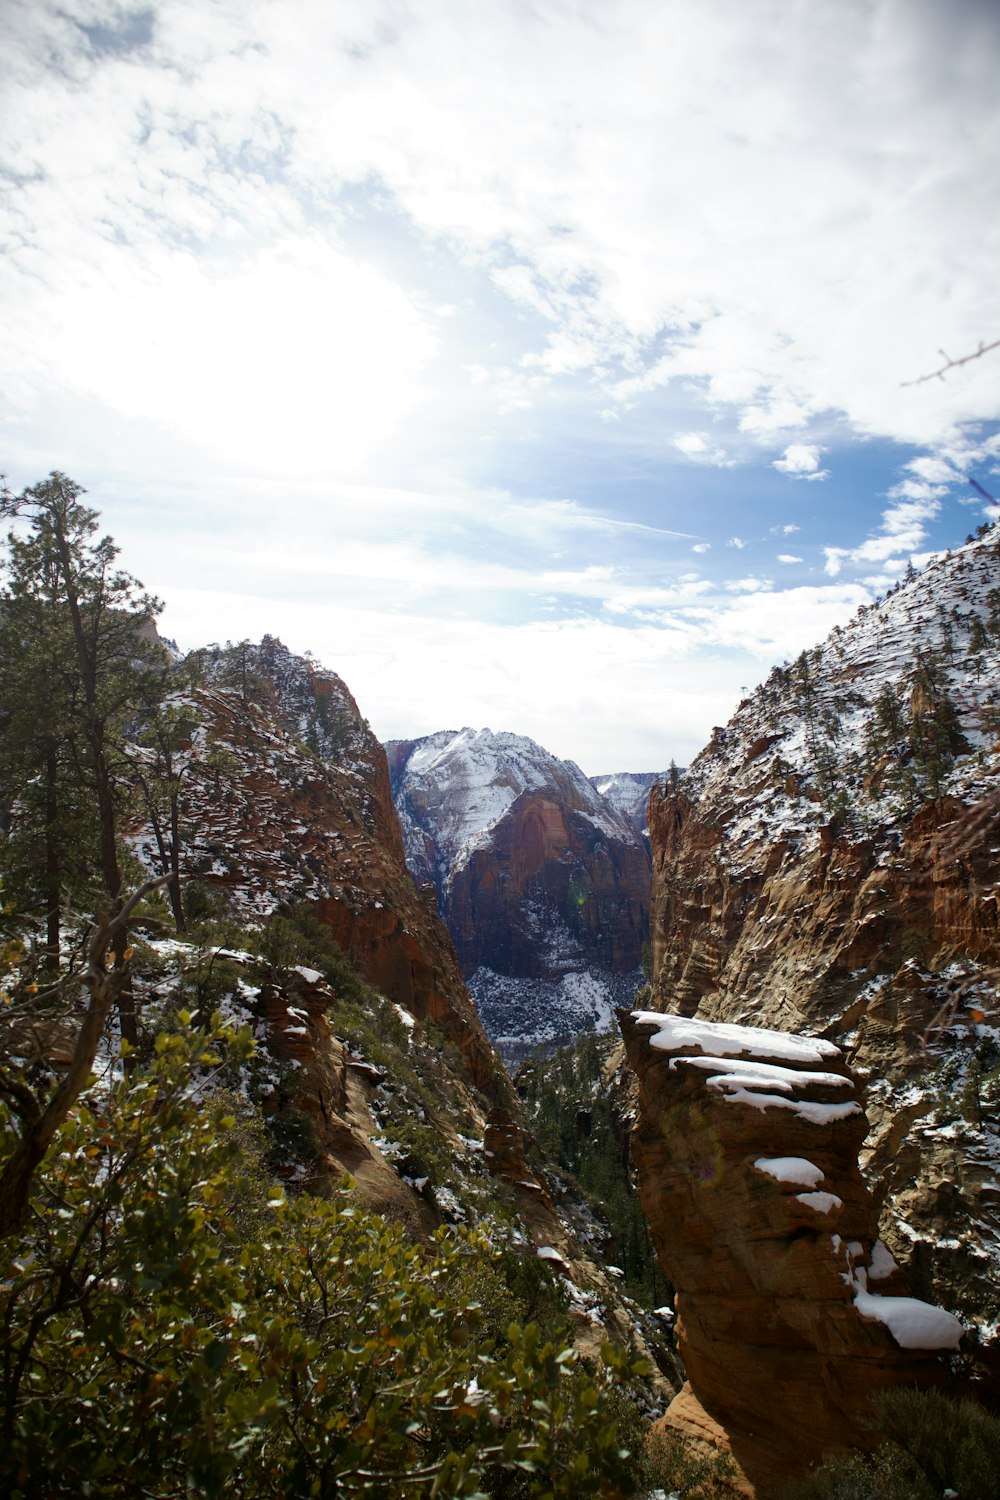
588 771 663 846
386 729 654 1062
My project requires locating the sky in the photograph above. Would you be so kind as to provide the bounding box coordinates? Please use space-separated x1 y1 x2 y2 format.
2 0 999 774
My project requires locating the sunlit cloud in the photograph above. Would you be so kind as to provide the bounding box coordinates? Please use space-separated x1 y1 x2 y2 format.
824 494 942 576
772 444 829 481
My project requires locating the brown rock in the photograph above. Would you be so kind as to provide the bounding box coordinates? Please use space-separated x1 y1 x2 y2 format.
621 1009 963 1496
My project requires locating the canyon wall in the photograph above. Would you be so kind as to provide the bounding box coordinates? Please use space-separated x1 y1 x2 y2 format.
622 1010 964 1495
637 531 1000 1437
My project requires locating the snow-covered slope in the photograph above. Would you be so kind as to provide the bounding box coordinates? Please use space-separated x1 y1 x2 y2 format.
646 524 1000 1356
387 729 652 1061
389 728 634 887
589 771 663 846
675 535 1000 869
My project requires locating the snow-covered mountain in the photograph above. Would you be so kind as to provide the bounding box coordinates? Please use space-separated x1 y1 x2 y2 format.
386 729 653 1062
645 524 1000 1355
588 770 663 846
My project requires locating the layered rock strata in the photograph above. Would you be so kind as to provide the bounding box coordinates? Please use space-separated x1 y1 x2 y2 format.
621 1009 964 1496
388 728 651 1055
644 532 1000 1336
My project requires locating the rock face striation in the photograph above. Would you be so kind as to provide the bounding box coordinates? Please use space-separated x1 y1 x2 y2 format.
644 530 1000 1357
622 1010 964 1496
130 637 500 1094
387 729 652 1060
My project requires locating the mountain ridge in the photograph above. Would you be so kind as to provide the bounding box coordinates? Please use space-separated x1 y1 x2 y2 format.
388 726 655 1060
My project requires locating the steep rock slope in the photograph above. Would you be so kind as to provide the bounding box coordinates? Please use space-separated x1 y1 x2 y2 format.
645 530 1000 1370
126 641 670 1380
387 729 651 1059
621 1010 963 1495
132 637 499 1095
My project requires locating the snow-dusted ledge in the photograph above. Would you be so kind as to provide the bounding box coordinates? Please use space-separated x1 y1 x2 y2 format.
631 1011 842 1065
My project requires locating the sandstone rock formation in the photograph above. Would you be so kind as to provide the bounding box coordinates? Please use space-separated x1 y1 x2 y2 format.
388 728 651 1058
644 531 1000 1357
131 637 501 1095
127 641 671 1383
621 1009 965 1496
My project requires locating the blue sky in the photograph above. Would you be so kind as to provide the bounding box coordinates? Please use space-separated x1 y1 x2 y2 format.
2 0 998 772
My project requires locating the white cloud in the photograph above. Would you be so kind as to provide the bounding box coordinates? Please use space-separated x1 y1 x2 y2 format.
777 553 803 564
824 493 942 575
6 0 999 455
724 576 771 593
772 444 829 480
671 430 732 466
727 536 747 550
2 0 996 770
690 583 870 660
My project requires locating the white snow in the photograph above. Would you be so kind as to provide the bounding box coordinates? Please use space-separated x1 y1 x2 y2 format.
392 726 639 880
796 1191 843 1215
676 1054 852 1094
721 1089 863 1123
754 1156 826 1187
868 1239 899 1282
633 1011 842 1065
853 1289 964 1350
292 966 324 985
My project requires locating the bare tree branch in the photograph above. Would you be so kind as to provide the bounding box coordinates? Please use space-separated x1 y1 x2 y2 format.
902 337 1000 387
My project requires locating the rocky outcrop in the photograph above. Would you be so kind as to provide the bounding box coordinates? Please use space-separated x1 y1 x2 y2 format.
621 1009 964 1496
644 532 1000 1349
388 729 651 1056
130 639 504 1099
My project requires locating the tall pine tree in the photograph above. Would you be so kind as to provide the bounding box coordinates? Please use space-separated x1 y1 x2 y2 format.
0 473 169 1020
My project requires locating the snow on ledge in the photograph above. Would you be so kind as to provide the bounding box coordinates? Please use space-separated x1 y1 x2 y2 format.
754 1156 825 1187
868 1239 899 1282
719 1089 862 1123
854 1289 964 1350
796 1191 843 1215
632 1011 841 1065
676 1054 852 1094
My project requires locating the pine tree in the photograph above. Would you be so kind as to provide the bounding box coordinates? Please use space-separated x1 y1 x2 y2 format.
0 474 170 1025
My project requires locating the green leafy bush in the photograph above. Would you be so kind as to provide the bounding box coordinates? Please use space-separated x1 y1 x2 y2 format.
783 1387 1000 1500
0 1016 651 1497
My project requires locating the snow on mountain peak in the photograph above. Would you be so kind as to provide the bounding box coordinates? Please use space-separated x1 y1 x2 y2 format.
389 726 637 879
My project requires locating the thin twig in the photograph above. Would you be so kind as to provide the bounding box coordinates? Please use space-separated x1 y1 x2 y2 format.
902 337 1000 387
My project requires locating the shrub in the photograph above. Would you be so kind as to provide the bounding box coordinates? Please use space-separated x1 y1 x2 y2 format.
783 1387 1000 1500
0 1016 651 1498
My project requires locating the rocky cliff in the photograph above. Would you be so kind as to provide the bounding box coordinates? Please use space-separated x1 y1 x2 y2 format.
131 636 500 1095
642 529 1000 1395
621 1009 964 1495
126 639 670 1384
388 729 652 1060
589 770 662 847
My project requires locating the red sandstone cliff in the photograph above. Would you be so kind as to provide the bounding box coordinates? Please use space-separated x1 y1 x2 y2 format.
642 531 1000 1390
621 1010 964 1496
130 638 501 1096
388 728 651 1055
